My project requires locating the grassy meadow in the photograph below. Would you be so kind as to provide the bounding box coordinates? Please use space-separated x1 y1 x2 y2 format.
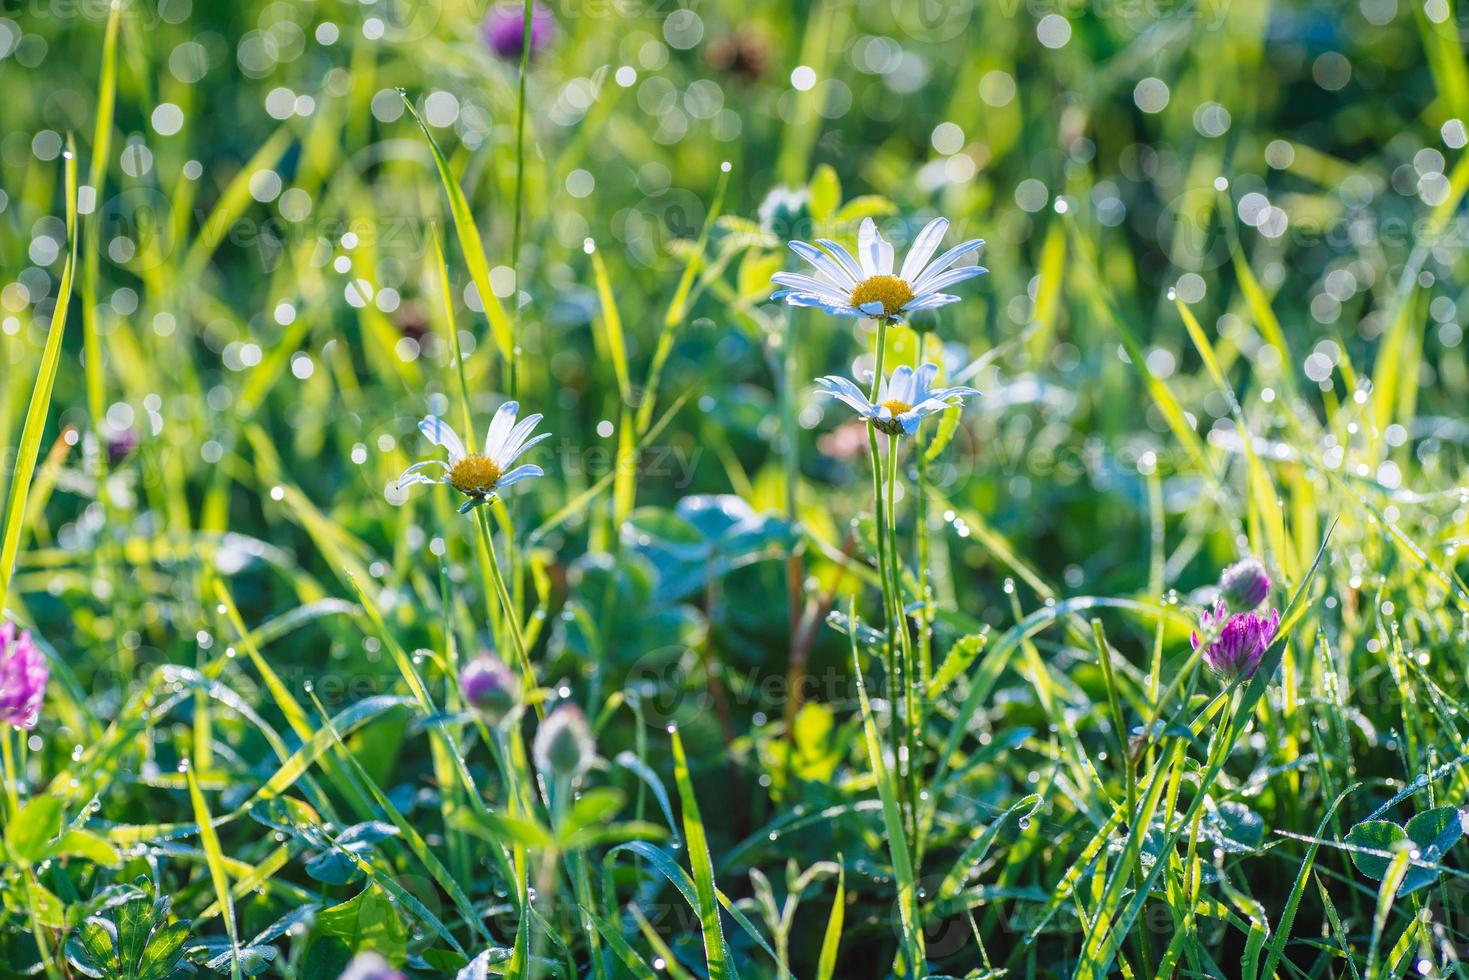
2 0 1469 975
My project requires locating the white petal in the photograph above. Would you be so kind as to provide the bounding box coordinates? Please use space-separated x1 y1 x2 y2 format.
495 463 544 489
930 384 981 401
888 364 916 403
903 292 962 312
816 376 877 415
483 401 520 457
771 272 850 306
875 229 895 275
418 416 466 462
911 239 985 292
857 219 882 277
913 264 987 296
397 468 444 489
814 239 864 283
499 430 551 468
900 218 950 282
908 364 935 402
789 241 858 289
497 413 545 464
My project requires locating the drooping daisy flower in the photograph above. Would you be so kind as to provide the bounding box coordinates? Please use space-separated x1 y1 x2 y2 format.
0 620 47 731
1191 601 1280 681
397 403 548 512
816 363 979 436
771 216 986 320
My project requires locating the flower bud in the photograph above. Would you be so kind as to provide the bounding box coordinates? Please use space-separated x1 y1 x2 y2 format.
1218 557 1270 612
460 654 516 725
0 620 47 731
534 703 594 780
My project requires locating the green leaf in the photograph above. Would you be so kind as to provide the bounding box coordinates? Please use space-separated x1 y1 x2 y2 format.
1347 807 1462 894
315 886 408 964
48 829 122 866
7 796 63 863
833 195 896 223
562 787 625 840
808 164 840 221
1346 820 1408 880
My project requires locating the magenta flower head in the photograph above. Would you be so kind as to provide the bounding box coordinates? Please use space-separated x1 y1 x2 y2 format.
1218 556 1271 612
337 952 404 980
0 620 47 731
482 2 556 62
1191 601 1280 681
460 653 516 725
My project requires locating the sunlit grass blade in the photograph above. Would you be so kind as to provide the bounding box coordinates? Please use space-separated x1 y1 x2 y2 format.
402 92 515 362
848 603 923 974
669 726 734 980
187 766 242 980
816 863 845 980
587 240 631 405
0 140 76 616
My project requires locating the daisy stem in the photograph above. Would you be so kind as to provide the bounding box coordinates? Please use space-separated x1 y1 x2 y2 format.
864 317 905 817
475 506 544 721
886 432 920 850
912 335 934 847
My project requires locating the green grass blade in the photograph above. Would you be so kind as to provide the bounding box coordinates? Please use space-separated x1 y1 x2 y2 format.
0 141 77 616
402 92 515 361
669 725 734 980
187 766 242 980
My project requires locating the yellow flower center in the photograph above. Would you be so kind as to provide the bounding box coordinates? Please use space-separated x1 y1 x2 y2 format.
850 275 915 317
880 400 913 417
448 454 502 496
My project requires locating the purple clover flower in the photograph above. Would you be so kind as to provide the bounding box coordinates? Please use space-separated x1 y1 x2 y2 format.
1219 556 1271 611
460 653 516 725
0 621 47 731
482 2 556 62
1191 601 1281 681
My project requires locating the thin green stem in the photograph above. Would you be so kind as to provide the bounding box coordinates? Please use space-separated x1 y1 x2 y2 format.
475 507 544 721
1091 618 1150 976
886 433 920 851
864 319 903 814
1 728 19 819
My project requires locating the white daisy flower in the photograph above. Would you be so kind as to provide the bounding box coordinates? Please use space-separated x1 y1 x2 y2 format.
398 403 549 512
771 216 986 320
816 363 980 436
